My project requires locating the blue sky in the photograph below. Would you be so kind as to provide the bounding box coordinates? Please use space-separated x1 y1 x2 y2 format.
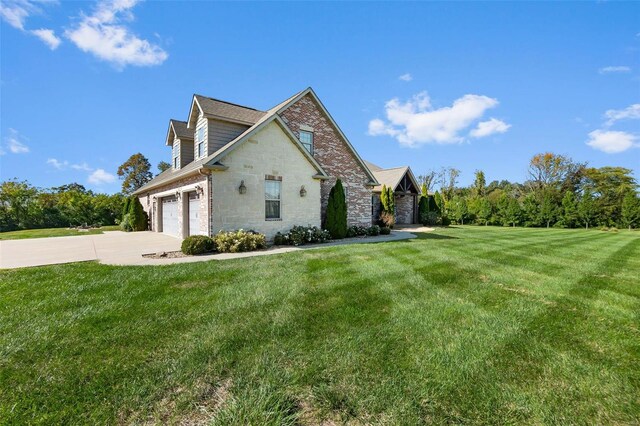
1 1 639 194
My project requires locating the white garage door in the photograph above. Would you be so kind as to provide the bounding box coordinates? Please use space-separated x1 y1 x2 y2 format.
162 196 179 237
188 192 200 236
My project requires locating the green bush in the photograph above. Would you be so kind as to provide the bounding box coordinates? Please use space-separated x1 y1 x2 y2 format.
380 226 391 235
367 225 380 236
122 197 131 221
181 235 215 255
274 225 331 246
346 225 368 238
214 230 266 253
418 196 429 225
600 226 609 232
128 197 148 231
424 211 440 226
324 179 347 239
120 213 133 232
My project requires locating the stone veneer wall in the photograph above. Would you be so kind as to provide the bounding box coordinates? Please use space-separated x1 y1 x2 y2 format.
279 94 373 227
395 194 415 224
138 172 210 238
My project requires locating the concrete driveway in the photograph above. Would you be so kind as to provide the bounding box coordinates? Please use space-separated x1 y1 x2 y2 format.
0 231 181 269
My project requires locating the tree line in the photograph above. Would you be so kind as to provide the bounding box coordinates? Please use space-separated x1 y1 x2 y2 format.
417 152 640 230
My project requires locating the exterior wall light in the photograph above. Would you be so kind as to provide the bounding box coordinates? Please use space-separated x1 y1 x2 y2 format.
195 184 204 195
239 180 247 194
175 191 181 199
300 185 307 197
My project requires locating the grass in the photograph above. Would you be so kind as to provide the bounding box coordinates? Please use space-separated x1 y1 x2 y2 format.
0 225 120 240
1 226 638 424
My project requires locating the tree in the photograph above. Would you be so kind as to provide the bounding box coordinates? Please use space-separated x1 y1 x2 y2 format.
621 191 640 230
560 190 578 228
521 193 539 227
438 167 460 202
380 185 394 215
157 161 171 175
477 198 492 226
578 189 596 229
325 179 347 239
472 170 486 198
450 196 468 225
582 167 636 226
418 196 429 225
433 191 443 215
421 183 428 198
117 153 152 195
527 152 574 192
0 180 40 231
128 197 148 231
505 198 521 227
539 190 558 228
418 171 436 194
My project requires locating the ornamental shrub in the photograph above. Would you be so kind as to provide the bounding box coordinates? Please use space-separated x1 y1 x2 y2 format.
120 213 133 232
274 225 331 246
214 229 266 253
380 226 391 235
346 225 368 238
379 211 395 228
367 225 381 236
128 197 148 231
181 235 215 255
418 196 429 225
324 179 347 239
122 197 131 221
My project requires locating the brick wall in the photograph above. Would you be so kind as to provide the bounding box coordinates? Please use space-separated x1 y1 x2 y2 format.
280 94 373 226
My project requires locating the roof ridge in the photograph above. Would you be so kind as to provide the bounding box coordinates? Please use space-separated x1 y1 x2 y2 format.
377 165 408 171
194 93 264 112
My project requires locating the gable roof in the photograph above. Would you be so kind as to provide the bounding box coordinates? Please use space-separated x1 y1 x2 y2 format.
134 113 328 195
187 94 266 128
371 165 420 194
165 119 192 146
364 160 383 172
273 88 379 186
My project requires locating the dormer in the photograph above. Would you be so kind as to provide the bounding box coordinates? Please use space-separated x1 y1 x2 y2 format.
187 94 266 160
165 120 194 170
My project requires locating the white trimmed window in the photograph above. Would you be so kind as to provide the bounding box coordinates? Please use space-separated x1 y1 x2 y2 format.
299 130 313 154
196 127 205 158
173 156 178 169
265 178 281 220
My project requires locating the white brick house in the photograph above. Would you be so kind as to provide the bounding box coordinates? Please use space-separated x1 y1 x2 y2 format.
134 87 393 240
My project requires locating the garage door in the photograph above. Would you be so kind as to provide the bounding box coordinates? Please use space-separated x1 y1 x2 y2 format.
162 196 179 237
188 192 200 236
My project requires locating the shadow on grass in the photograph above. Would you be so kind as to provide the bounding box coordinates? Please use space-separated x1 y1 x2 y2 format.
409 232 459 240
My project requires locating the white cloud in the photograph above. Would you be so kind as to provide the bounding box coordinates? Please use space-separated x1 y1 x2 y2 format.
604 103 640 126
2 128 30 154
368 91 508 146
88 168 116 184
586 130 637 154
71 162 92 171
47 158 68 169
399 73 413 82
598 66 631 74
470 118 511 138
31 28 61 49
65 0 168 69
0 0 39 30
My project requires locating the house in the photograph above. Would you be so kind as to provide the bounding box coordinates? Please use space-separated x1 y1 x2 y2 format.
366 161 421 225
133 87 387 239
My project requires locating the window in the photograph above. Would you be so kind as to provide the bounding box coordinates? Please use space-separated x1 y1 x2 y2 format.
196 127 205 158
173 156 178 169
299 130 313 154
265 179 281 220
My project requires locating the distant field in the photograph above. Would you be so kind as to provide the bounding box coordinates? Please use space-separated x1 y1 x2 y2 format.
0 225 120 240
1 226 638 424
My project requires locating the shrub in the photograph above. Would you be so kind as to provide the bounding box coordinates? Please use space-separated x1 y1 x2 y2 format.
424 211 440 226
600 226 609 232
122 197 131 221
379 211 395 228
120 213 133 232
346 225 368 238
214 229 266 253
324 179 347 239
367 225 380 236
128 197 148 231
274 225 331 246
181 235 215 255
610 227 619 233
418 196 429 225
380 226 391 235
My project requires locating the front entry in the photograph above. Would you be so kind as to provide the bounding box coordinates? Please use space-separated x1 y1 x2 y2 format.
188 192 200 236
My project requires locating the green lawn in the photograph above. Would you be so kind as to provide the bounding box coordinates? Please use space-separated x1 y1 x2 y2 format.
0 225 120 240
1 227 638 424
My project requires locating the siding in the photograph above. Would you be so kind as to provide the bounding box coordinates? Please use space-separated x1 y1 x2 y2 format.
207 119 249 155
178 138 194 167
172 140 181 170
195 115 208 160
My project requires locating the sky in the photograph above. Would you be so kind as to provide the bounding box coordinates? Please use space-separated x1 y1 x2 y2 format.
1 0 639 194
